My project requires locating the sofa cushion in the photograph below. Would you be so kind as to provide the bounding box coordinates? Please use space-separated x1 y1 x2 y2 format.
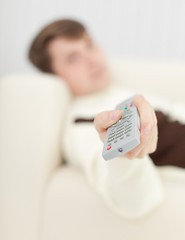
42 165 185 240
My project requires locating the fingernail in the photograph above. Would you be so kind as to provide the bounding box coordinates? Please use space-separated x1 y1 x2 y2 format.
111 110 122 120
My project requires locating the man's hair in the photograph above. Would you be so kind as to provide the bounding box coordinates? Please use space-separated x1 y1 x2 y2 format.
28 19 87 73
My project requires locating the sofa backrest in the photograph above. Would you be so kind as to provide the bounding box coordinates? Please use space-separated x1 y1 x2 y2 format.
108 58 185 103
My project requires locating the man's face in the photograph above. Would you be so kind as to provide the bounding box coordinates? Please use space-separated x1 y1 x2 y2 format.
47 33 111 96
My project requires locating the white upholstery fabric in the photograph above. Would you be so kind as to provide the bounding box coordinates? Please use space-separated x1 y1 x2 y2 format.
0 73 72 240
108 58 185 102
42 165 185 240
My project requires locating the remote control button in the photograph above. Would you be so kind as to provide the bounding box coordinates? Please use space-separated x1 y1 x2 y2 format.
125 126 132 130
108 137 114 141
121 113 128 118
130 104 133 107
109 132 115 137
116 133 123 138
126 119 131 123
116 131 124 135
121 115 128 120
117 123 125 127
108 133 115 137
107 146 111 150
116 122 124 127
115 131 123 135
115 136 123 140
125 130 131 135
118 148 123 152
108 135 115 139
125 129 131 134
114 140 118 143
125 128 132 134
117 127 125 132
117 123 125 128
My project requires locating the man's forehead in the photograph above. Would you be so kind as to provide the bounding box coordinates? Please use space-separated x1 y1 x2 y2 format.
48 33 93 56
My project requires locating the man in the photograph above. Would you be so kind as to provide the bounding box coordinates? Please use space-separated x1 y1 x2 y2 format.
28 19 159 159
28 19 185 219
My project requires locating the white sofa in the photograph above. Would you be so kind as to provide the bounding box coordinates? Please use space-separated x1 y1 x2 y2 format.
0 58 185 240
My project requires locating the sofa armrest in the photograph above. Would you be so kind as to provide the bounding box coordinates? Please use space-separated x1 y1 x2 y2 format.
0 73 72 240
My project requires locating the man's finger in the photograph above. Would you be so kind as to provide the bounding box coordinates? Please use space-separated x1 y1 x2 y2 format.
132 94 155 136
94 110 122 135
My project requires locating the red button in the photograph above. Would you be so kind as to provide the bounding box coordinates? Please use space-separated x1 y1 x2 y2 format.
107 146 111 150
130 104 133 107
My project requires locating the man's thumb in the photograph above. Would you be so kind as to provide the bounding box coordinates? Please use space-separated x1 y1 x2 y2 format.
94 109 122 133
110 110 123 121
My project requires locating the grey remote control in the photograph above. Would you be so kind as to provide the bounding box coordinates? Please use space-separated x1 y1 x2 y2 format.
102 95 140 160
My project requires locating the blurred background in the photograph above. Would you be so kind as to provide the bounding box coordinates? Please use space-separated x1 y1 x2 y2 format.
0 0 185 78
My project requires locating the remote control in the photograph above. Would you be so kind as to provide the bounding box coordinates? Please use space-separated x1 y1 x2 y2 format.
102 95 140 160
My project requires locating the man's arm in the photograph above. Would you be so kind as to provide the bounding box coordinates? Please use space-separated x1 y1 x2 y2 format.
63 95 164 219
92 94 164 219
89 146 164 219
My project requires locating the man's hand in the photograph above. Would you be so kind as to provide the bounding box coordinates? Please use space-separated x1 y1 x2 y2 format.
93 94 158 160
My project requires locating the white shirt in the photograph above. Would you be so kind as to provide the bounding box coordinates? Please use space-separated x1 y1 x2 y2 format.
62 81 183 219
